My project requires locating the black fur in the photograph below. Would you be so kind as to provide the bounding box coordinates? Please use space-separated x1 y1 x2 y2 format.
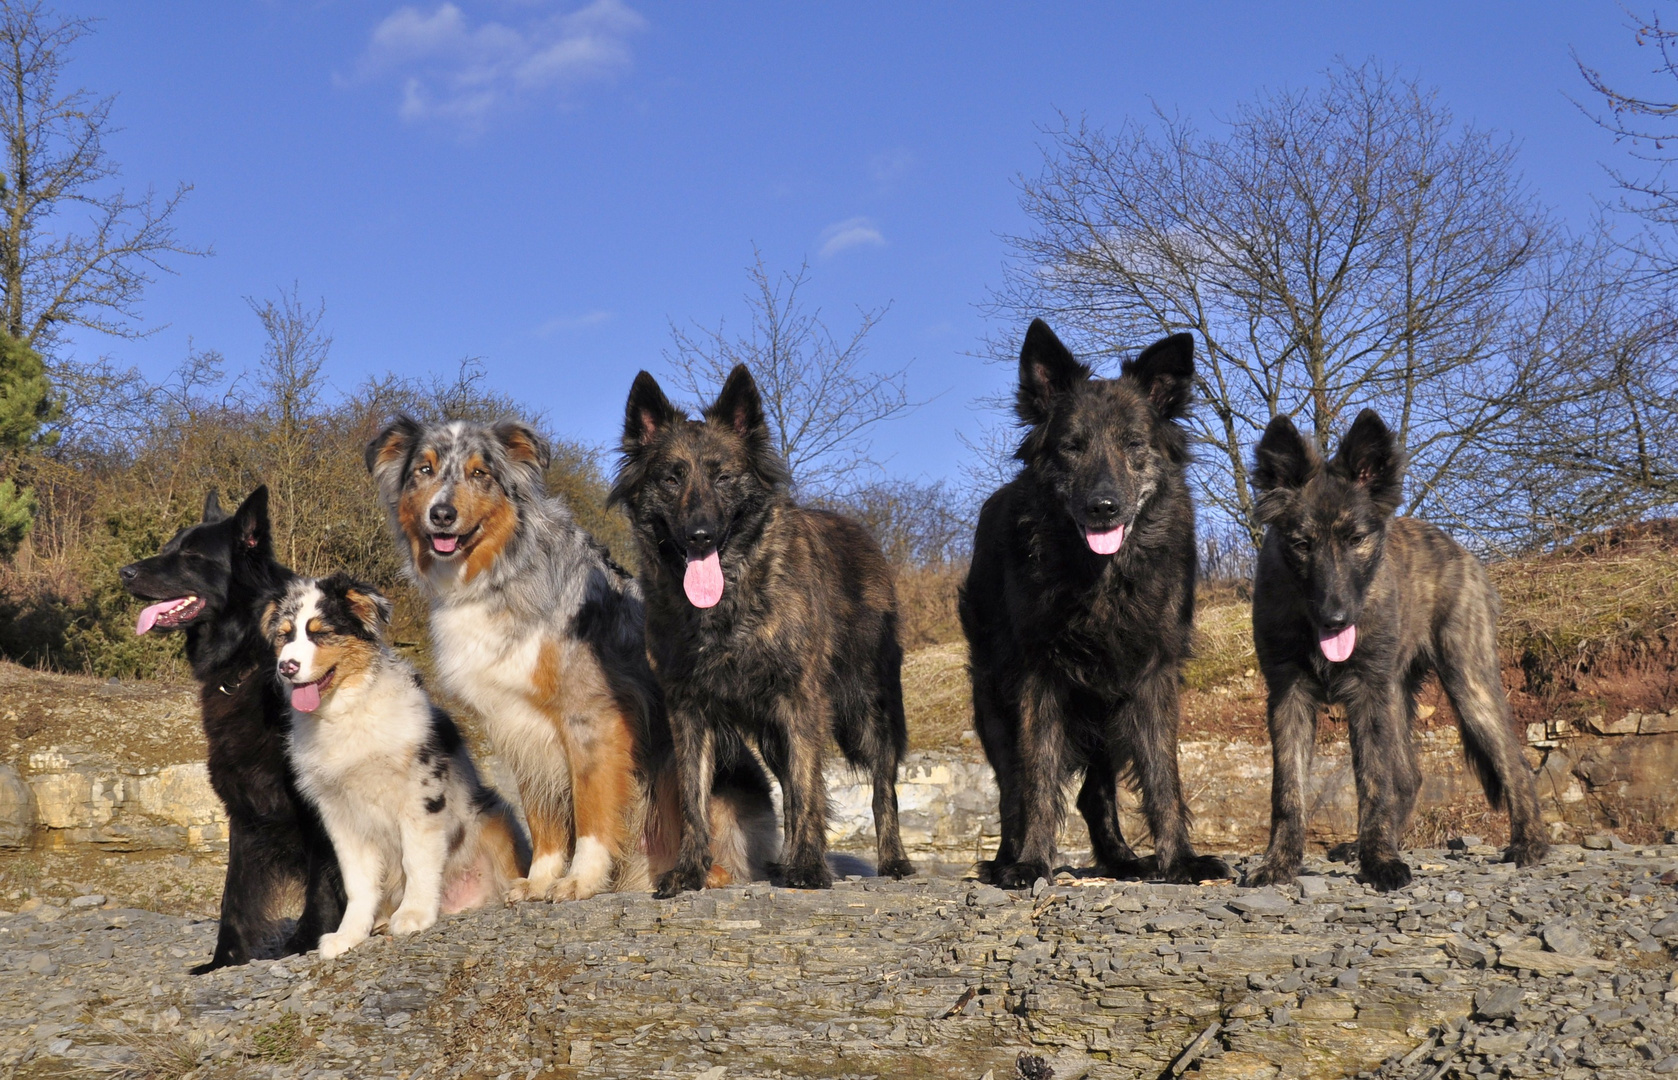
612 365 913 894
960 320 1231 888
1245 410 1548 892
118 487 343 973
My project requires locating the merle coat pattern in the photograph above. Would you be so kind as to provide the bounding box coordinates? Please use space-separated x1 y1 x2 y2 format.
611 365 913 894
960 320 1231 888
1244 410 1548 892
118 487 343 972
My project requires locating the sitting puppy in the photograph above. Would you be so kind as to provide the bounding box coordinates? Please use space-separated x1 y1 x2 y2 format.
266 573 530 958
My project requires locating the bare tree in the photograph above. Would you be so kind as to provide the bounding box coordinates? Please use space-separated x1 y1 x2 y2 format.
250 286 330 568
0 2 203 356
665 249 913 496
992 61 1548 547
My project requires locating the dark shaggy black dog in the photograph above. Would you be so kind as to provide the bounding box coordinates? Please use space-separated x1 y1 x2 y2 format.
120 487 342 972
611 364 914 894
960 319 1231 888
1244 410 1548 892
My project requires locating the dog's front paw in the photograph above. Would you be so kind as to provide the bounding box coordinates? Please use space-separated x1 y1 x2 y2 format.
1357 857 1412 893
1325 842 1359 864
654 863 708 899
549 873 606 902
1242 859 1299 888
388 908 435 937
876 855 915 880
317 931 364 960
995 859 1050 890
1504 837 1550 868
777 860 834 890
973 860 1005 885
1163 854 1233 884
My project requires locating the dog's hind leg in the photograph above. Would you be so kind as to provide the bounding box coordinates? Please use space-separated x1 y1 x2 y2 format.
868 649 914 880
198 818 283 974
1075 751 1141 879
1124 672 1231 884
1346 681 1415 892
995 675 1069 889
288 819 344 957
1437 594 1549 868
970 669 1023 885
1246 668 1318 888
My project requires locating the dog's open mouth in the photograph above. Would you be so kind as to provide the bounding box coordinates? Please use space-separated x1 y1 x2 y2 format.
429 526 477 559
288 669 335 713
1084 524 1127 555
135 596 207 635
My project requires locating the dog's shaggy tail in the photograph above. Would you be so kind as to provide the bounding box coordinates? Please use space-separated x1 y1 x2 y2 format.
643 753 780 888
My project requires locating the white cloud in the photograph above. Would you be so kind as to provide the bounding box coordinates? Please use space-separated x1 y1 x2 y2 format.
818 217 886 258
357 0 647 126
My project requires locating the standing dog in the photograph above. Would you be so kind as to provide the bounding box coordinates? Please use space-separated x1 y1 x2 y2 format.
611 366 914 894
961 320 1231 888
367 417 776 901
267 574 529 957
1244 410 1548 891
119 487 343 972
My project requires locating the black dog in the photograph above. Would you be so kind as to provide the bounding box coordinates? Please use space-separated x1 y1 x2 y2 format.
1244 410 1548 892
120 487 342 972
960 319 1231 888
611 365 914 894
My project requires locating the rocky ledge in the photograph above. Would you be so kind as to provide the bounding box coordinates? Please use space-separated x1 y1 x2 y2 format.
1 846 1675 1080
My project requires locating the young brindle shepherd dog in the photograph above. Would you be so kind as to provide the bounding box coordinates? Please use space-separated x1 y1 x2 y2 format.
119 487 343 972
367 418 776 902
611 365 914 894
1245 410 1548 892
961 319 1231 888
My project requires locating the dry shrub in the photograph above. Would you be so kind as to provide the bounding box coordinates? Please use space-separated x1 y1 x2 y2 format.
896 562 965 649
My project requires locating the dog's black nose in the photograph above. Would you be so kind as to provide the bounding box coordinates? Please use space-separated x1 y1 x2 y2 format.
118 564 138 583
1086 495 1120 521
278 659 299 679
685 526 715 550
429 502 457 530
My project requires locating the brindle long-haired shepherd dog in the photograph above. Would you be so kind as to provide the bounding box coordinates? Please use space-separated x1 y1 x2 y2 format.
367 417 777 901
1244 409 1548 892
961 319 1231 888
611 365 914 894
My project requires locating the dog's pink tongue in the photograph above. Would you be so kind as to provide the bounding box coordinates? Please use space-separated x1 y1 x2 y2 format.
1319 625 1357 663
290 681 322 713
683 552 724 608
1085 524 1126 555
432 535 458 554
135 601 178 636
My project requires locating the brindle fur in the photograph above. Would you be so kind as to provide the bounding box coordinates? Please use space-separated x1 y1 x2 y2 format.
960 320 1231 888
611 365 914 894
1245 409 1548 892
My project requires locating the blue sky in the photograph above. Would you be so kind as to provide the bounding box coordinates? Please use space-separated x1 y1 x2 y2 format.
65 1 1658 490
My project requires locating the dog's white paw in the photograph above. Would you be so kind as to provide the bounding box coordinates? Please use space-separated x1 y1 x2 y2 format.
388 907 435 937
549 873 605 902
317 931 363 960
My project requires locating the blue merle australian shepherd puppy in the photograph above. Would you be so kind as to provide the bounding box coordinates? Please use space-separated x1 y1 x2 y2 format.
266 573 530 958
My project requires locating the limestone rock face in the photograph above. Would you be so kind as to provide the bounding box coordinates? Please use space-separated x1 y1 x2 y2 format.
0 764 34 847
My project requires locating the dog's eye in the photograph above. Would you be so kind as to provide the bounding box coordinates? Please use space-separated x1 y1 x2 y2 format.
1291 537 1311 553
1061 438 1086 455
418 464 433 476
472 467 488 479
1127 438 1148 454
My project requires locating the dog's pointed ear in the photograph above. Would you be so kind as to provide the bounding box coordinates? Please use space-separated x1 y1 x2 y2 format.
1333 409 1405 515
232 487 272 555
202 489 226 524
1016 319 1090 426
1253 414 1316 493
705 364 769 442
1122 332 1195 421
623 372 680 451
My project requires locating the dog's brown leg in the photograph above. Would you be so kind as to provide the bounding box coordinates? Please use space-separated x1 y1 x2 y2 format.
1246 668 1317 888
